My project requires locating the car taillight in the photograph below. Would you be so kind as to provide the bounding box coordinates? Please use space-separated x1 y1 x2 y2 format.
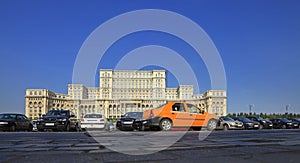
150 109 154 117
100 118 104 122
81 119 84 122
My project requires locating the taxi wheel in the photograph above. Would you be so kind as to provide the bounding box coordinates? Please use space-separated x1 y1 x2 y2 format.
207 119 217 131
159 119 172 131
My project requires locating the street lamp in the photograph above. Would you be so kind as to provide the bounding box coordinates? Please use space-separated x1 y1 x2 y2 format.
249 104 254 115
285 104 290 114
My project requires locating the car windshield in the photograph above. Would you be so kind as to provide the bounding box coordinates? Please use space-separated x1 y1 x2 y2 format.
256 116 265 121
84 114 102 118
0 114 16 119
46 110 68 116
239 117 251 122
222 116 234 121
124 112 143 118
281 118 292 122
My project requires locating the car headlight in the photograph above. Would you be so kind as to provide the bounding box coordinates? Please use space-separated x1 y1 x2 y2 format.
142 121 147 124
58 119 67 121
229 122 235 125
0 122 8 125
287 123 292 125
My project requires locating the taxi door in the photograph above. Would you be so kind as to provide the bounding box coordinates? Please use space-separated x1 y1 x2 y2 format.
170 103 194 127
186 104 206 127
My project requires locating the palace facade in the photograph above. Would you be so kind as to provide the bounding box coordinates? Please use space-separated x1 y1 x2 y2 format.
25 69 227 119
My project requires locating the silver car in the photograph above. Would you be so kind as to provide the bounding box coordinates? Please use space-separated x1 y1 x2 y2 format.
81 114 108 131
217 116 244 130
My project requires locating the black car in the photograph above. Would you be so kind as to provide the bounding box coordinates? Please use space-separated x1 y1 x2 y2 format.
37 110 80 131
289 118 300 128
232 117 260 130
116 112 146 131
247 116 273 129
270 118 299 129
0 113 33 131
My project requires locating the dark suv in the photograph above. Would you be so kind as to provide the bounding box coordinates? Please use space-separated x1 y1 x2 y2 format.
37 110 80 131
247 116 273 129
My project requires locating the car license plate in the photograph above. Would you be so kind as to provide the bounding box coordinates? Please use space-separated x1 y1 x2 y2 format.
123 121 133 124
254 125 258 127
238 124 242 127
45 123 54 126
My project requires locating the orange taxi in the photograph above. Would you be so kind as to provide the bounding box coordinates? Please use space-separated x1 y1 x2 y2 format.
143 101 219 131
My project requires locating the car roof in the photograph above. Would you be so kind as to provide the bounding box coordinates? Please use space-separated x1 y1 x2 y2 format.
0 113 25 115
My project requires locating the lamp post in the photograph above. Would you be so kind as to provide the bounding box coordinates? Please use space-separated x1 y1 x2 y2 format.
285 104 290 115
249 104 254 115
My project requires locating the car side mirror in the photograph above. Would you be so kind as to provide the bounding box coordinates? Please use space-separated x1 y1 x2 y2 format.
42 114 45 117
121 115 124 118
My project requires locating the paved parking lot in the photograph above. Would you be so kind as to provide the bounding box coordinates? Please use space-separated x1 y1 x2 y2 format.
0 129 299 163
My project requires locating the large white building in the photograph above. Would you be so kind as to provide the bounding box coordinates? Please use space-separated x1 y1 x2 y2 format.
25 69 227 119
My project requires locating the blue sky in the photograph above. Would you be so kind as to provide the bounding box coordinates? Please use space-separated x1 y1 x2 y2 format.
0 1 300 114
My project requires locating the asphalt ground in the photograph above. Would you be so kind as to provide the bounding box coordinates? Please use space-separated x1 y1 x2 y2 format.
0 129 299 163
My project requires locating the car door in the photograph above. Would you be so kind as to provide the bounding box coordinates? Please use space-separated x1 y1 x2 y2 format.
22 115 31 130
16 115 26 130
170 103 192 127
186 104 205 127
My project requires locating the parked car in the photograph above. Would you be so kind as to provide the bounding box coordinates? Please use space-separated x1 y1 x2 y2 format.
81 114 109 131
289 118 300 128
247 116 273 129
116 112 145 131
37 110 80 131
143 102 219 131
270 118 299 129
232 117 260 130
0 113 33 132
216 116 244 130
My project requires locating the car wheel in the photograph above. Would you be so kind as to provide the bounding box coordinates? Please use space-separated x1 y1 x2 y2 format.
139 124 145 131
28 124 33 132
65 123 70 132
10 124 16 132
75 125 81 132
223 124 229 131
281 125 286 129
207 119 217 131
159 119 172 131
